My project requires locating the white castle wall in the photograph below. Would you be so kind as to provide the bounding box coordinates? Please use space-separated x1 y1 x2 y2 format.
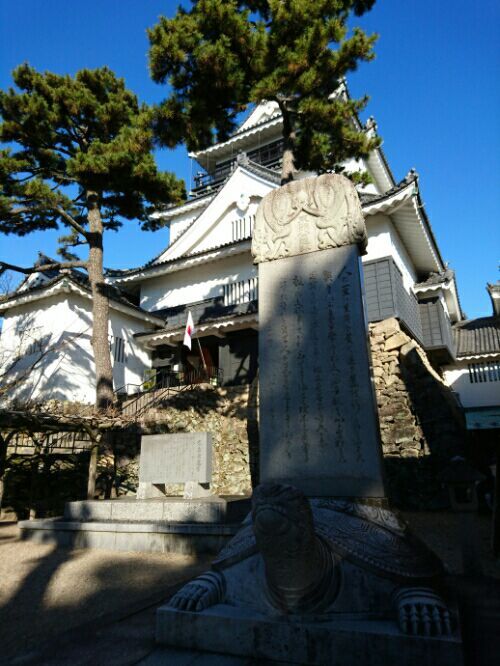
442 360 500 408
0 293 154 404
140 253 257 312
363 214 418 292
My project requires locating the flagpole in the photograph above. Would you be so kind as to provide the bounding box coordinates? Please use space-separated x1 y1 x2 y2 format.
196 337 208 374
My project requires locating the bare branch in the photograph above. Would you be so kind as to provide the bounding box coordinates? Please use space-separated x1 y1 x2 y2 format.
0 260 88 276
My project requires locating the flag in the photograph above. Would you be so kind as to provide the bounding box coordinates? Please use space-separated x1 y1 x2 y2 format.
183 311 195 350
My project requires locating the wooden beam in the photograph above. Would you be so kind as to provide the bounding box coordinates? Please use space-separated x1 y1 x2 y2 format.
87 445 99 500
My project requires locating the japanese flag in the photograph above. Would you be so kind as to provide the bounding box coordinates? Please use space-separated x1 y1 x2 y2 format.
183 311 195 350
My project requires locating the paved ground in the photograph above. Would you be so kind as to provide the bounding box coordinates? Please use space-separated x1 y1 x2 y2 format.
0 520 211 665
1 513 499 665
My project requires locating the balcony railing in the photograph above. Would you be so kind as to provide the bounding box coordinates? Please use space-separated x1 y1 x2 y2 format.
190 139 283 197
223 277 258 306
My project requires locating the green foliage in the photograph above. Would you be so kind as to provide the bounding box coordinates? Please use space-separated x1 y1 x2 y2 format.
148 0 380 177
0 64 185 244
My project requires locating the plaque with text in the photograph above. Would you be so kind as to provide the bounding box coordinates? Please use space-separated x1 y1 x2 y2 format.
258 245 384 497
139 432 212 485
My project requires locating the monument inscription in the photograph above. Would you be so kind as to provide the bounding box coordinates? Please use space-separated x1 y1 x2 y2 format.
139 432 212 489
258 245 384 497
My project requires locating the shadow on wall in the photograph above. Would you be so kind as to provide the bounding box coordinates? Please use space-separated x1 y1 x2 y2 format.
2 308 95 406
385 345 467 509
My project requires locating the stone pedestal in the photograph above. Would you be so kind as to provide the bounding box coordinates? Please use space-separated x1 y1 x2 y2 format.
19 496 250 555
156 604 463 666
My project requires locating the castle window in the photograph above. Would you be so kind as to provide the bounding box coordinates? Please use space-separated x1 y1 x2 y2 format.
468 361 500 383
223 278 258 306
112 336 126 363
231 215 255 242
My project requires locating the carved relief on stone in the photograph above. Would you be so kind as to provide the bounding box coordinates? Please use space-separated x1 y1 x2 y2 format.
252 174 367 263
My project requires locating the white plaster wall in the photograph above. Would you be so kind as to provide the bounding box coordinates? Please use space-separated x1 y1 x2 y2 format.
141 214 419 314
168 209 202 246
194 200 259 254
140 252 256 312
443 360 500 408
0 293 155 404
363 214 418 291
0 294 96 404
107 308 153 392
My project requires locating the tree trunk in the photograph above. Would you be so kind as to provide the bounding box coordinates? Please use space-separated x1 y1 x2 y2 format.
281 107 297 185
87 444 99 499
28 436 43 520
0 434 8 518
86 192 114 410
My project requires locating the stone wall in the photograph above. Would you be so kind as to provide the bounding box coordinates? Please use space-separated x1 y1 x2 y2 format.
369 317 466 507
121 318 465 508
139 381 259 497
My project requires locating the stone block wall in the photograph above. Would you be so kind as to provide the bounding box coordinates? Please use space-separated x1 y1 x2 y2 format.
140 381 259 497
369 317 466 507
126 317 465 507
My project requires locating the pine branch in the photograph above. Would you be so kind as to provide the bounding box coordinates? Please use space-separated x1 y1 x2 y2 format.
0 260 88 276
54 206 89 239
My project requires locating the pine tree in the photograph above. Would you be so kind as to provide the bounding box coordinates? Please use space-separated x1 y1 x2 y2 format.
0 65 185 409
148 0 380 184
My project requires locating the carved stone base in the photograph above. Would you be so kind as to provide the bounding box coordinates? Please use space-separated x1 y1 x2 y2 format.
156 603 463 666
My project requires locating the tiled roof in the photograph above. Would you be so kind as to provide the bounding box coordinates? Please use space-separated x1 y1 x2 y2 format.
155 297 257 332
453 316 500 357
135 298 258 339
415 269 455 288
1 271 162 322
108 237 251 279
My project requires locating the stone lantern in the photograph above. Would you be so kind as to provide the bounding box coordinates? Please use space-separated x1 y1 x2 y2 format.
441 457 486 512
441 457 487 575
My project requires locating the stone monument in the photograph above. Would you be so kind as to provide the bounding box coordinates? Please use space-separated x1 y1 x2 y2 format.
155 175 463 664
19 431 248 555
137 432 212 500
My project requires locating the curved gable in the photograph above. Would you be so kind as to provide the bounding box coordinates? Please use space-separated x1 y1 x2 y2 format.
153 165 278 263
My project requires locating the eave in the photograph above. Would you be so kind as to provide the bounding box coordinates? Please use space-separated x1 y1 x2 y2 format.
135 312 259 350
454 352 500 361
190 117 283 170
149 191 216 223
110 240 252 286
0 277 165 327
364 178 445 277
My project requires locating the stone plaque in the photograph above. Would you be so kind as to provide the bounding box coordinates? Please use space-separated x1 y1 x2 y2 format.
139 433 212 485
258 244 385 497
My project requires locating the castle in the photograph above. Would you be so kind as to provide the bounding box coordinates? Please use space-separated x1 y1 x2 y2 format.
1 100 498 442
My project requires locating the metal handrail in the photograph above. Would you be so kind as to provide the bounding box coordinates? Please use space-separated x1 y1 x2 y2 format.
118 367 223 420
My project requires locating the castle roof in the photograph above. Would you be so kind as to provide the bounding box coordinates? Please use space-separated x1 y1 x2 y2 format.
0 271 164 326
453 316 500 359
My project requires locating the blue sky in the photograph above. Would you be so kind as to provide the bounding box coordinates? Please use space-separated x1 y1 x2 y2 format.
0 0 498 318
